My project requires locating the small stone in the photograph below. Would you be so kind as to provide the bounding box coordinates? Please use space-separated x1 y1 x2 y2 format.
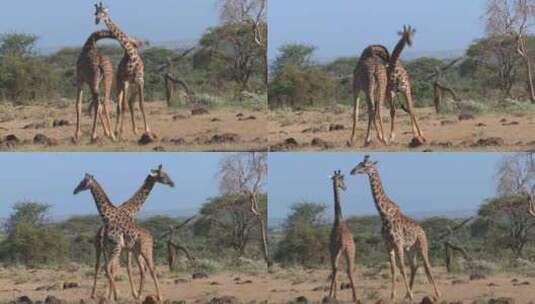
409 136 426 148
138 133 157 145
458 113 475 121
192 271 208 279
62 282 79 289
329 124 345 131
470 273 486 280
192 108 209 115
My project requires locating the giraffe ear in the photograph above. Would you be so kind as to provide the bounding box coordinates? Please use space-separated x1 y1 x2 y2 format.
373 161 378 165
158 164 163 171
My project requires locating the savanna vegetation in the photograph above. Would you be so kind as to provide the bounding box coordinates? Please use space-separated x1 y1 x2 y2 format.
0 0 267 109
272 153 535 278
268 0 535 116
0 152 269 276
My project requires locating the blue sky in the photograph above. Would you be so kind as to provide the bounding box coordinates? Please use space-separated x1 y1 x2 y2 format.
0 153 223 219
268 153 504 221
268 0 486 60
0 0 219 51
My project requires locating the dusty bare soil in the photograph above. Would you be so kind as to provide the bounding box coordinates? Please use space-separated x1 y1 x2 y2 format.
0 265 532 303
268 107 535 152
0 101 267 152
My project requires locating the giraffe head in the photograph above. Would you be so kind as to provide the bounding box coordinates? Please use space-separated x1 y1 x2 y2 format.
149 164 175 187
398 25 416 47
94 2 109 25
331 170 346 191
350 155 378 175
73 173 96 194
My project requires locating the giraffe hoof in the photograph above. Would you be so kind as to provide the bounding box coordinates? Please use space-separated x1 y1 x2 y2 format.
90 136 101 144
71 137 80 145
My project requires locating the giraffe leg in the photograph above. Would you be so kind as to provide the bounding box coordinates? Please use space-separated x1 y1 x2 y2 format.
388 249 397 300
120 82 130 138
140 250 162 301
102 71 115 141
364 79 376 146
115 81 126 139
394 245 414 300
74 88 83 142
350 76 361 146
135 253 146 298
388 92 397 143
105 246 121 301
127 87 139 135
403 88 426 141
374 82 387 144
126 251 139 299
344 249 357 303
328 249 343 299
137 81 152 134
89 89 101 142
407 247 419 289
418 238 441 298
90 231 103 299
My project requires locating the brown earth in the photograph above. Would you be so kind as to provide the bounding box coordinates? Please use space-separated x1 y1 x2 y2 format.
268 107 535 152
0 266 532 303
0 101 267 152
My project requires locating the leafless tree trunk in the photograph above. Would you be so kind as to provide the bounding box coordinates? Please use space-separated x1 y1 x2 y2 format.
218 152 271 270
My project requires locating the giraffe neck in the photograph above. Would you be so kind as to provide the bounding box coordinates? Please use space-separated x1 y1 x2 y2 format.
81 30 114 54
333 181 343 225
102 16 139 60
390 35 409 67
119 175 157 217
88 179 117 223
366 168 399 221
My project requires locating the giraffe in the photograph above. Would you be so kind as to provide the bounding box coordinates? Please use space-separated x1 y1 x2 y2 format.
75 29 117 142
384 25 425 143
90 165 174 299
350 45 389 146
350 155 440 300
73 174 162 301
328 170 357 302
94 2 153 139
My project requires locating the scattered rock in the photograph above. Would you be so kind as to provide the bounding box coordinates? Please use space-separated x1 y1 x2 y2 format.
452 279 466 285
294 296 309 304
271 137 299 151
441 120 455 126
153 146 165 152
174 278 190 284
210 281 220 285
236 113 244 118
470 273 486 280
302 127 323 133
311 138 334 149
13 296 32 304
420 296 435 304
211 117 222 122
339 282 352 290
321 296 339 304
209 296 238 304
239 115 256 121
192 108 209 116
44 296 64 304
513 281 530 286
488 298 515 304
170 138 186 145
502 121 519 126
52 119 70 127
4 134 20 143
192 271 208 279
236 279 253 285
62 282 79 289
488 282 498 287
312 286 327 291
329 124 345 131
458 113 475 121
473 137 504 147
476 122 487 127
500 118 508 123
33 134 57 146
207 133 240 144
409 137 426 148
138 133 157 145
173 114 189 120
23 122 45 129
142 295 159 304
511 278 519 283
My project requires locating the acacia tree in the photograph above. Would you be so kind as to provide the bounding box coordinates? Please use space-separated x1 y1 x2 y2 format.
496 152 535 196
218 152 271 270
485 0 535 101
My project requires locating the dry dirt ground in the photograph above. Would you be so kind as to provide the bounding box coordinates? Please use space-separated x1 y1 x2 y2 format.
268 107 535 152
0 265 533 303
0 101 267 151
